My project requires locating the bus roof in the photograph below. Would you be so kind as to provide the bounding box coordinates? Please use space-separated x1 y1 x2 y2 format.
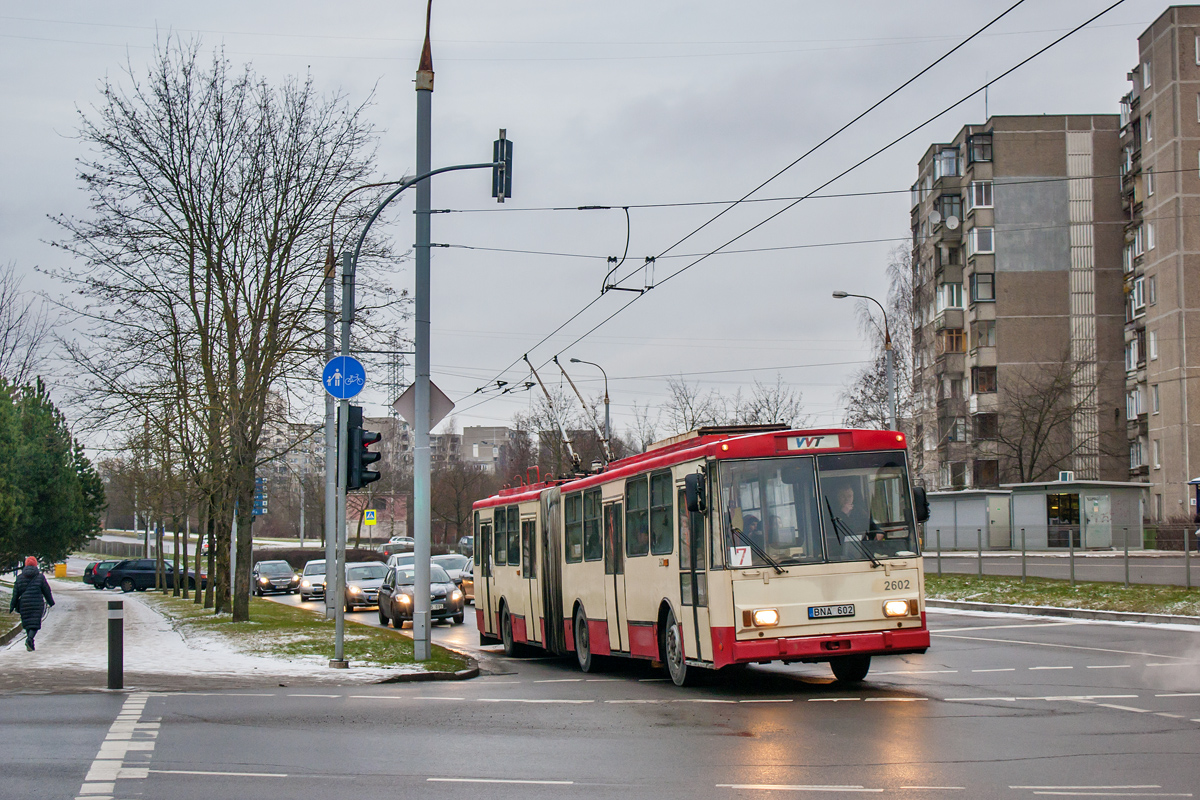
472 427 906 511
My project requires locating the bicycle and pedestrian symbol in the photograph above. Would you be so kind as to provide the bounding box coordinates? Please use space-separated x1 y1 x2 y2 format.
323 356 367 400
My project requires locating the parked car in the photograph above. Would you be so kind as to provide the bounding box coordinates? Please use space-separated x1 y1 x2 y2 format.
92 560 120 589
377 564 464 628
343 561 388 613
431 553 470 588
460 557 474 603
299 559 326 602
82 561 99 585
253 560 300 596
379 537 415 558
105 559 205 592
457 535 473 558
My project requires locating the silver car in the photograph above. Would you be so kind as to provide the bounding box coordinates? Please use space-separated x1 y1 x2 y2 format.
299 559 326 602
431 553 469 588
344 561 388 613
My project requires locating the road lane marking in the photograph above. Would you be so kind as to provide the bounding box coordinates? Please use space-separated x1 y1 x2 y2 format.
477 698 594 704
606 699 664 704
1155 713 1186 719
149 769 288 777
676 699 738 704
1028 793 1189 798
1156 693 1200 697
1086 664 1131 669
864 697 927 702
1029 666 1073 670
429 778 573 785
717 784 883 793
900 787 965 791
1012 786 1161 790
808 698 860 702
1146 662 1200 668
945 694 1138 703
873 670 957 675
933 622 1078 633
1092 703 1151 713
972 668 1016 672
289 694 340 697
932 634 1184 660
77 692 155 799
534 679 582 683
741 699 794 703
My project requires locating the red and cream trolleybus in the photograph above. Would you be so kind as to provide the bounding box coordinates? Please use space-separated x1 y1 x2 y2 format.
472 424 931 686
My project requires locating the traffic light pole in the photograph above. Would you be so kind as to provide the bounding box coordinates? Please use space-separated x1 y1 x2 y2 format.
330 251 355 668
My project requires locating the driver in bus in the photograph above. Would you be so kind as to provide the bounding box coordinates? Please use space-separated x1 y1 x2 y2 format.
837 485 882 541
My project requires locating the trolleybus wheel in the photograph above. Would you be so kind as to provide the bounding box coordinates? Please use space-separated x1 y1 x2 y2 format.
662 607 691 687
574 606 594 672
830 655 871 683
501 606 521 657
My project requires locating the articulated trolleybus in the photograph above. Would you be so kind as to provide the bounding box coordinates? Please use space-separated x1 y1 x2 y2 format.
473 424 931 686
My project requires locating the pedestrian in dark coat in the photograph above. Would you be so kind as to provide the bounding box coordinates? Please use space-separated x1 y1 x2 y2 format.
9 556 54 651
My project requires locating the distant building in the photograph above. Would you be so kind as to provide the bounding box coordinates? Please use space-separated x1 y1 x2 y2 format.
910 114 1126 490
461 426 517 473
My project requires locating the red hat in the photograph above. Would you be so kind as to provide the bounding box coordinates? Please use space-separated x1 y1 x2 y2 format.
24 556 37 567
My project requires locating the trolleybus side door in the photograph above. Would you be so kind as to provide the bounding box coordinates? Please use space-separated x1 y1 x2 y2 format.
678 484 712 661
523 516 542 644
602 501 625 652
478 512 496 637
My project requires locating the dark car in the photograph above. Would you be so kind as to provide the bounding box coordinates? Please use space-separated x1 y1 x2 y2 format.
105 559 205 592
82 561 99 586
253 560 300 595
379 537 415 558
377 564 464 628
92 560 120 589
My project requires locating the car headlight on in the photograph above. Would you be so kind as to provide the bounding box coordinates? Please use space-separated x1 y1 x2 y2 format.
259 577 270 585
883 599 911 617
301 580 311 589
752 608 780 627
451 589 463 602
293 574 301 582
348 585 362 594
398 593 412 604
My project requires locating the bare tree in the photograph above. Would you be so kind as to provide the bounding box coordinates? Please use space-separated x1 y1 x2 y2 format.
663 377 726 433
734 375 809 427
0 263 51 386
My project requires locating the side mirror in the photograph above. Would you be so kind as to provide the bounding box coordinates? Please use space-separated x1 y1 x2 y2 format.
685 473 706 514
912 486 930 524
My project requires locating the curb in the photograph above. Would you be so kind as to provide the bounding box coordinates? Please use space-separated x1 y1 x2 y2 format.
1 621 21 646
927 598 1200 627
377 664 480 683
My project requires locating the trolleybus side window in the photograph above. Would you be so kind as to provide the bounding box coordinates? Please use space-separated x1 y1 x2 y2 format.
649 471 674 555
720 457 824 568
625 477 649 557
817 451 919 561
493 507 507 567
507 506 520 566
565 492 584 563
583 488 603 561
521 518 536 577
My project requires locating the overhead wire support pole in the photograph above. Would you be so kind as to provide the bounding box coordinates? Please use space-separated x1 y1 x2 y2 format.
323 250 337 621
554 356 613 464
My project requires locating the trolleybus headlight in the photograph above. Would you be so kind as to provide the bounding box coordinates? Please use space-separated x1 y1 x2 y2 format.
752 608 780 627
883 599 910 617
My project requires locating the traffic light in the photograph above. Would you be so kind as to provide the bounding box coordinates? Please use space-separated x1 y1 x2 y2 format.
492 129 512 203
345 404 382 491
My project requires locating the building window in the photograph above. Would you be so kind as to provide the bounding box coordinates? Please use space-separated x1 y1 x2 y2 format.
1149 329 1158 360
1153 438 1161 469
1133 225 1145 256
1137 328 1147 367
472 443 479 458
936 328 965 354
941 417 967 442
911 181 921 209
1146 166 1155 196
971 272 995 302
965 181 993 213
936 282 964 312
1152 383 1160 414
974 413 998 440
1125 339 1138 371
1147 222 1155 250
967 134 992 164
1132 276 1146 316
1148 275 1157 305
1144 59 1152 89
937 193 962 221
934 148 960 179
1145 112 1153 142
1123 243 1135 274
972 459 998 488
1126 388 1143 419
967 227 994 256
1130 439 1145 470
972 319 996 349
1196 36 1200 65
972 366 997 394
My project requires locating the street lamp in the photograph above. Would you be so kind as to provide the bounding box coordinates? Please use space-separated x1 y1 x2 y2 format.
569 358 610 452
833 290 897 432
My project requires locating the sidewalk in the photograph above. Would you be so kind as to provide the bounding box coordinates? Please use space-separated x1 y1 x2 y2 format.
0 579 410 693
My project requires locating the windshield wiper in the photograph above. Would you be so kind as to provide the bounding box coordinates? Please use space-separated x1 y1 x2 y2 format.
824 498 884 570
730 525 785 574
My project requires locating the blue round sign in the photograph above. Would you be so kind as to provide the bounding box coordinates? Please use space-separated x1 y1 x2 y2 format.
323 356 366 399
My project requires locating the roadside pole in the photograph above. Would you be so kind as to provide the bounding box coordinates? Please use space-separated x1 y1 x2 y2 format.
1123 527 1130 588
331 251 355 669
1069 528 1075 587
1021 528 1027 583
412 20 434 663
935 529 941 576
976 528 982 577
107 600 123 690
1186 528 1192 590
324 253 337 620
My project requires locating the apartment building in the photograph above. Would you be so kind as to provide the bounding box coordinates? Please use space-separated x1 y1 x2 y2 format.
1119 6 1200 521
461 426 518 473
910 115 1126 490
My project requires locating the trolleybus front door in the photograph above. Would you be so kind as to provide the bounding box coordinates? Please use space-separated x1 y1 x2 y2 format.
602 502 625 652
478 515 496 637
678 488 712 661
522 517 542 644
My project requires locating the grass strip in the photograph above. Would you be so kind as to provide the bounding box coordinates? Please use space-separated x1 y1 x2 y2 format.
927 573 1200 617
142 592 468 673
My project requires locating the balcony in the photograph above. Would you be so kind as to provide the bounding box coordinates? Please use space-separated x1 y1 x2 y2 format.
935 309 964 331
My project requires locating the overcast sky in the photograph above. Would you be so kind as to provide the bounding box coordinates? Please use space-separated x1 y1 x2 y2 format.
0 1 1164 443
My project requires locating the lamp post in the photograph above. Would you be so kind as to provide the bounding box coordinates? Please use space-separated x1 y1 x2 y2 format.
570 358 610 450
833 290 896 431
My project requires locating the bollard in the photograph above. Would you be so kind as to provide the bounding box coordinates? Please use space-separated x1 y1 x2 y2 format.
1021 528 1027 584
1187 529 1192 591
936 529 942 576
1069 528 1075 587
977 528 983 578
108 600 123 690
1123 526 1129 589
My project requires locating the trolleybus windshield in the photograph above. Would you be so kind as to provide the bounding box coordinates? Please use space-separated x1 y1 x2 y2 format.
719 451 918 569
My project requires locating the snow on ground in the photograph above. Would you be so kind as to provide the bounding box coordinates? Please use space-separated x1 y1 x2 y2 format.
0 578 425 690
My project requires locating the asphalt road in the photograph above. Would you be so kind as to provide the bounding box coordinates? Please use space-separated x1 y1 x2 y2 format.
929 552 1200 587
4 600 1199 800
